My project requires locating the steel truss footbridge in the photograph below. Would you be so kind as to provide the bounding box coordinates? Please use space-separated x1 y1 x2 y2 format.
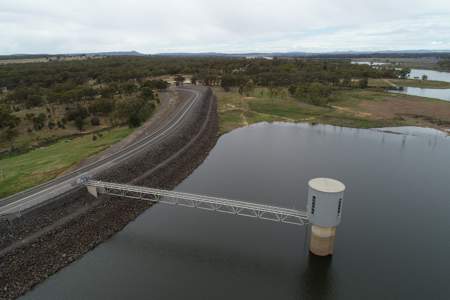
81 178 309 226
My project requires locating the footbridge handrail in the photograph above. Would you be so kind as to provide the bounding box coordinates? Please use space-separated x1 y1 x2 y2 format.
84 179 309 226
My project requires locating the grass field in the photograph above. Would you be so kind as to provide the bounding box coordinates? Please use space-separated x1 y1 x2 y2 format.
216 87 450 135
369 78 450 89
0 127 132 198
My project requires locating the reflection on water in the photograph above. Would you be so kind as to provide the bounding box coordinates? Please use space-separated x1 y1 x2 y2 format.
22 123 450 300
301 254 334 300
373 126 449 137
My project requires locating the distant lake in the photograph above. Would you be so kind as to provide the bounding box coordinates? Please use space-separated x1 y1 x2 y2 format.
408 69 450 83
382 68 450 101
352 62 450 83
390 86 450 102
351 61 388 66
21 122 450 300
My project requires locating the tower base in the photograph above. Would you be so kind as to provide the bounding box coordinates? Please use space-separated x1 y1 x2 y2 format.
309 225 336 256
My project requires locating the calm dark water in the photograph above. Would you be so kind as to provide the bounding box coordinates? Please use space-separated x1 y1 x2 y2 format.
21 123 450 300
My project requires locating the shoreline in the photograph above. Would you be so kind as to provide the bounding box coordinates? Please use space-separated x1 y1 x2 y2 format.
215 87 450 136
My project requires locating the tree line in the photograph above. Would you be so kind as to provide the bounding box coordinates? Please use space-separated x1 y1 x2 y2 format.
0 56 404 150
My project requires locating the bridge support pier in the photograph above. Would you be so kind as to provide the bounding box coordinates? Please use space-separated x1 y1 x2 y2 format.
309 225 336 256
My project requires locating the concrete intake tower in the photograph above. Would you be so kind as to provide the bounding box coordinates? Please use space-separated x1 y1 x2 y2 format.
307 178 345 256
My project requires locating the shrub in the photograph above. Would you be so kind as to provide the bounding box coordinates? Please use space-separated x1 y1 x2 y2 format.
89 98 114 115
48 121 56 129
290 82 333 106
74 116 85 131
128 113 141 128
32 113 47 131
91 116 100 126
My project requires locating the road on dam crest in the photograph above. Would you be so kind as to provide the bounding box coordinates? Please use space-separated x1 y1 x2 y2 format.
0 87 202 218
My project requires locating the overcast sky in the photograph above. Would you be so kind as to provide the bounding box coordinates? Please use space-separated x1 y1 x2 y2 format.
1 0 450 54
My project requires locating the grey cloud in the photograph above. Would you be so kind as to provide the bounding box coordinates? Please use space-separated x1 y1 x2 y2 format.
1 0 449 54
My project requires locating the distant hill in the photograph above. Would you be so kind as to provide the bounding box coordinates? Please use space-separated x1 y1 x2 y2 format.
86 51 145 56
2 50 450 61
156 50 450 59
0 51 146 60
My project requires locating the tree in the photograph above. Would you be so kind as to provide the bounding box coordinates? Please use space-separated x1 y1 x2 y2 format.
422 75 428 81
113 97 156 128
121 82 138 94
1 127 18 151
398 68 411 79
78 86 97 100
221 75 235 92
89 98 114 115
288 85 297 96
358 77 369 89
74 116 85 131
6 87 44 108
99 86 115 98
142 80 169 90
32 113 47 131
128 113 141 128
293 82 332 106
174 75 186 86
0 106 20 129
91 116 100 126
141 87 154 99
0 106 20 150
341 78 351 87
66 105 88 131
268 82 276 99
66 105 89 121
48 120 56 129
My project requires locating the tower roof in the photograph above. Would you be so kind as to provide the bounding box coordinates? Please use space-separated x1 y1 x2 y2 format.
309 178 345 193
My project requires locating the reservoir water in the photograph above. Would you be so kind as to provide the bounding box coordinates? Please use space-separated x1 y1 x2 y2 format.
21 123 450 300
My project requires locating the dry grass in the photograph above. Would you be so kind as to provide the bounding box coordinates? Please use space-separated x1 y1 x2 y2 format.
369 78 450 89
216 87 450 135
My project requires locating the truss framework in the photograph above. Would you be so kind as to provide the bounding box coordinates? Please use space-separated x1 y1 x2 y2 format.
85 180 309 226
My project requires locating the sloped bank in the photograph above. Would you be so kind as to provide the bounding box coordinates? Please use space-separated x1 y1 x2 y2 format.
0 87 219 300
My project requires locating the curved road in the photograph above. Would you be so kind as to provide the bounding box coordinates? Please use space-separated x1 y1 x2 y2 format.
0 87 203 218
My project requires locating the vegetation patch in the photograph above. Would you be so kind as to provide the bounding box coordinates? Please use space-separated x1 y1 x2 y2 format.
216 87 450 134
0 127 132 198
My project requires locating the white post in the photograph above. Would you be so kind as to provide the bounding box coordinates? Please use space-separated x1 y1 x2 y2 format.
87 185 98 198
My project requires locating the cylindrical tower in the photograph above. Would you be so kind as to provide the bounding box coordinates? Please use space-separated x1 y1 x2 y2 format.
306 178 345 256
